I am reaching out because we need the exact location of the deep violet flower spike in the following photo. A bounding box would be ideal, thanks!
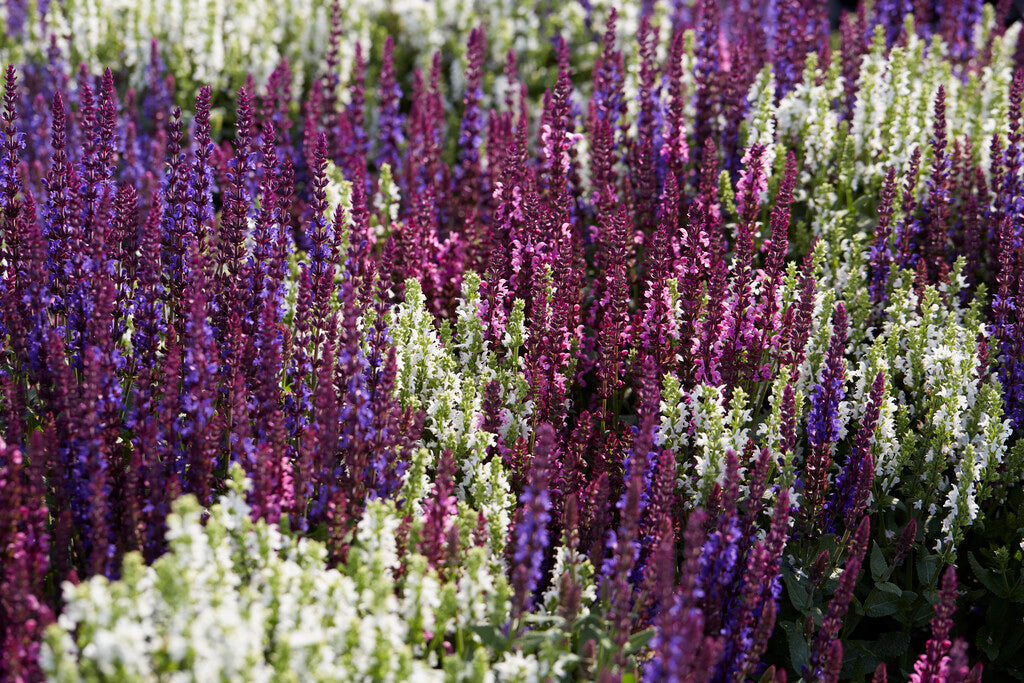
[453,26,488,267]
[693,0,722,150]
[592,9,625,137]
[179,237,219,506]
[160,107,191,331]
[923,86,950,284]
[783,245,819,381]
[335,279,374,499]
[896,147,924,269]
[644,510,717,682]
[804,302,849,527]
[751,152,798,382]
[216,86,255,314]
[307,133,337,337]
[662,27,689,184]
[937,0,983,62]
[376,36,404,175]
[993,213,1024,431]
[510,422,556,617]
[0,65,24,215]
[807,303,849,449]
[869,166,899,302]
[596,203,630,402]
[363,278,412,499]
[829,370,884,531]
[420,450,457,569]
[602,469,645,670]
[540,43,575,221]
[43,90,81,316]
[873,0,913,47]
[186,86,215,248]
[0,435,54,682]
[1002,70,1023,221]
[807,517,870,681]
[630,16,660,235]
[346,41,369,177]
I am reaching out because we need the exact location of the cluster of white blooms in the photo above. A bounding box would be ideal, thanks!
[43,469,434,681]
[776,53,843,186]
[540,544,598,619]
[655,240,1011,560]
[848,11,1020,191]
[492,651,544,683]
[373,164,402,237]
[855,266,1011,557]
[34,0,363,101]
[658,374,691,451]
[42,467,533,682]
[763,7,1020,265]
[389,0,607,96]
[391,277,495,465]
[1,0,645,115]
[390,276,534,558]
[744,66,779,171]
[660,379,752,503]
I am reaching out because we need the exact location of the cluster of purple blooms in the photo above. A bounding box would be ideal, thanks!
[2,0,1024,680]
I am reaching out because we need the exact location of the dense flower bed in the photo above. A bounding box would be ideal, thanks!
[2,0,1024,681]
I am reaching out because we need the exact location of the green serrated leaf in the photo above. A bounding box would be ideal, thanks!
[864,582,902,618]
[517,630,558,651]
[871,541,887,583]
[626,628,656,654]
[470,625,508,651]
[917,553,940,586]
[780,620,810,673]
[868,632,911,660]
[968,552,1007,599]
[977,623,1001,661]
[783,568,811,612]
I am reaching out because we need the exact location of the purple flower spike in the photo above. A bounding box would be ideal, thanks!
[869,167,899,303]
[807,517,870,681]
[510,422,556,618]
[804,302,849,528]
[376,36,404,176]
[0,434,54,682]
[829,371,885,532]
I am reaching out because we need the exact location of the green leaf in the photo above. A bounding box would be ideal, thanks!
[864,582,902,618]
[470,625,508,652]
[780,620,809,673]
[870,541,887,582]
[783,568,811,612]
[851,194,878,218]
[917,553,940,586]
[517,630,559,651]
[977,623,1001,661]
[867,632,911,660]
[968,552,1008,599]
[573,614,611,651]
[626,628,656,654]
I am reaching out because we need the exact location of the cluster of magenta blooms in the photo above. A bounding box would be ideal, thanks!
[1,0,1024,680]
